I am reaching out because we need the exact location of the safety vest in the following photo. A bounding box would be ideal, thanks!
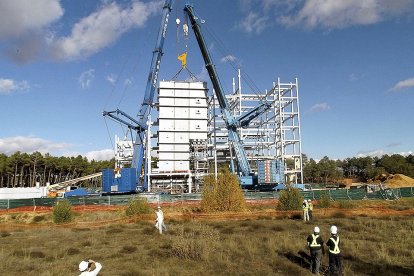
[310,234,321,248]
[309,203,313,211]
[329,236,340,254]
[303,203,309,210]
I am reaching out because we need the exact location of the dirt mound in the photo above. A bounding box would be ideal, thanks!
[385,174,414,188]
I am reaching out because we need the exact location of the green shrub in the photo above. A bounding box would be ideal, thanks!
[318,192,331,208]
[125,197,152,216]
[277,188,303,211]
[201,169,246,212]
[52,200,73,224]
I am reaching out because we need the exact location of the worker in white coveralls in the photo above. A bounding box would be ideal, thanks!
[302,199,310,221]
[79,259,102,276]
[155,206,167,234]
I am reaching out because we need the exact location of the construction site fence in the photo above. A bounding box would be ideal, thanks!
[0,187,413,210]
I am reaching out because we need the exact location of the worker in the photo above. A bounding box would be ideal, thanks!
[79,259,102,276]
[308,199,314,220]
[326,225,343,276]
[302,199,309,221]
[155,206,167,234]
[307,226,325,274]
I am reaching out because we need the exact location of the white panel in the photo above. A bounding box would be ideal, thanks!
[158,161,173,171]
[158,132,174,143]
[175,98,189,106]
[174,132,189,143]
[189,98,208,107]
[189,108,207,118]
[158,144,175,151]
[174,161,190,171]
[159,120,174,131]
[175,120,189,131]
[174,152,190,160]
[159,152,174,160]
[174,144,189,151]
[189,132,208,140]
[159,88,175,97]
[174,89,190,97]
[187,90,207,98]
[159,106,174,118]
[159,98,174,106]
[174,107,189,119]
[189,120,207,131]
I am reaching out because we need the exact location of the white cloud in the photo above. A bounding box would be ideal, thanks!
[390,77,414,91]
[236,12,269,34]
[221,55,237,63]
[357,149,413,157]
[0,0,63,63]
[106,74,117,85]
[84,149,114,161]
[79,69,95,89]
[0,0,63,39]
[0,78,29,95]
[278,0,414,30]
[51,1,160,60]
[308,102,331,113]
[0,136,72,155]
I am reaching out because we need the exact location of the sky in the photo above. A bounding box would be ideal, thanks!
[0,0,413,161]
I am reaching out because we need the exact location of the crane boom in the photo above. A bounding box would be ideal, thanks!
[184,4,252,177]
[103,0,173,191]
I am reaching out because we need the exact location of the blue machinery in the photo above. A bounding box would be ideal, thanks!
[103,1,284,193]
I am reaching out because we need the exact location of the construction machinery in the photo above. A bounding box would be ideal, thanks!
[184,4,282,189]
[102,0,173,193]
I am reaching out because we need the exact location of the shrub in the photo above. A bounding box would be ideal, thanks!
[318,192,331,208]
[277,188,303,211]
[52,200,73,224]
[201,169,246,212]
[125,197,152,216]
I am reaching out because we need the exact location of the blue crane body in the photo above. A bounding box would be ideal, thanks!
[102,0,173,193]
[184,4,277,187]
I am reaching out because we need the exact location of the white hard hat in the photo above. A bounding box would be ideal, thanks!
[158,206,161,209]
[308,199,311,202]
[314,226,320,233]
[79,261,89,272]
[330,225,338,235]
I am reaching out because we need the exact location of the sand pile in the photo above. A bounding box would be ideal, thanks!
[385,174,414,188]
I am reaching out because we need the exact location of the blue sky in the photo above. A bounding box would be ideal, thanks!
[0,0,413,161]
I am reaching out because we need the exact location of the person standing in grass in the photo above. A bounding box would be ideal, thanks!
[302,199,310,221]
[155,206,167,234]
[307,226,325,274]
[326,225,343,276]
[308,199,314,220]
[79,259,102,276]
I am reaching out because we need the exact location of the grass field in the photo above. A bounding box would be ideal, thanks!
[0,199,413,275]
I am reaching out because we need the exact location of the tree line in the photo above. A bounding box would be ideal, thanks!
[1,151,413,188]
[0,152,114,188]
[302,154,414,183]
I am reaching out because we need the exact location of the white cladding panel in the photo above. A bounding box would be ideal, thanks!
[189,108,207,118]
[157,81,208,172]
[158,144,189,152]
[189,132,208,140]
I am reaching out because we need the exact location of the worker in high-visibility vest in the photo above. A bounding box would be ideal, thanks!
[302,200,309,221]
[326,225,343,276]
[307,226,325,274]
[308,199,314,220]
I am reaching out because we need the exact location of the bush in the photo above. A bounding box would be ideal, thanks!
[201,169,246,212]
[277,188,303,211]
[318,192,332,208]
[52,200,73,224]
[125,197,152,216]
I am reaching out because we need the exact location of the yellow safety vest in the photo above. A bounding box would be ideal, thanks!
[310,234,320,248]
[303,203,309,211]
[329,236,340,254]
[309,203,313,211]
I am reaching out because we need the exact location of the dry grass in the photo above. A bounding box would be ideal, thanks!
[0,199,413,275]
